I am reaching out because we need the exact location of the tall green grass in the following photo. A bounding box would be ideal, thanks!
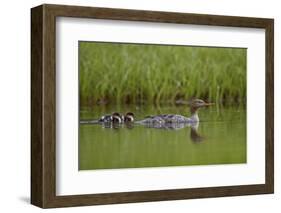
[79,42,246,107]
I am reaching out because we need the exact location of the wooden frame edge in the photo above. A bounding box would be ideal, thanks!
[265,19,274,194]
[31,5,44,208]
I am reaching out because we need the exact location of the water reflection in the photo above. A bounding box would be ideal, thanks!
[190,123,204,143]
[79,106,246,170]
[85,121,204,143]
[141,121,204,143]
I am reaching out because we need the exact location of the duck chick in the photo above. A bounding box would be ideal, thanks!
[98,114,112,123]
[112,112,123,123]
[124,112,135,122]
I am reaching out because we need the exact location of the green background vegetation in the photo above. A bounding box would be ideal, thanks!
[79,42,246,107]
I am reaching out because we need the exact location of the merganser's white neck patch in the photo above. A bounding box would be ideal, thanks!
[189,113,199,122]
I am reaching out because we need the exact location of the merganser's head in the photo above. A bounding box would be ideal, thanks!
[112,112,123,123]
[190,99,214,113]
[124,112,135,122]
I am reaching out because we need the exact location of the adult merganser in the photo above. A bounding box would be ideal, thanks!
[137,99,214,124]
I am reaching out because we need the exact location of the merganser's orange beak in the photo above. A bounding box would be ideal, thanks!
[204,102,215,106]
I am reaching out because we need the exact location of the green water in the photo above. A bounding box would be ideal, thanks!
[79,105,246,170]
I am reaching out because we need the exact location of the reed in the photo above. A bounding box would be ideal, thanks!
[79,42,246,107]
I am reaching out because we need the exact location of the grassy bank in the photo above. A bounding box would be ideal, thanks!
[79,42,246,107]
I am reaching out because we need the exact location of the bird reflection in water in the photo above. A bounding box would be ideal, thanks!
[140,121,204,143]
[100,121,134,130]
[99,120,204,143]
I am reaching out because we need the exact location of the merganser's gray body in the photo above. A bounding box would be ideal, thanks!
[136,113,199,124]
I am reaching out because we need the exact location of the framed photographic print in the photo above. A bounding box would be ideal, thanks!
[31,4,274,208]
